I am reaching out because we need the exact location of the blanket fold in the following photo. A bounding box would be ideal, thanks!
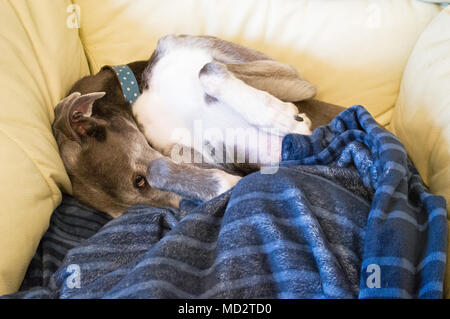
[5,105,446,299]
[282,105,447,298]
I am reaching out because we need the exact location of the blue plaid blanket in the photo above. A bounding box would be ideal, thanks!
[5,105,447,299]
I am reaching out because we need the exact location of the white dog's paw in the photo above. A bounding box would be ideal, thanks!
[290,112,312,135]
[282,102,301,117]
[297,113,312,133]
[261,110,312,136]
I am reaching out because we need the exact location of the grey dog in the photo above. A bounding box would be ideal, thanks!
[52,35,344,217]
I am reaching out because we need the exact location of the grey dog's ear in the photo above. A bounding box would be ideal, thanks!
[54,91,106,144]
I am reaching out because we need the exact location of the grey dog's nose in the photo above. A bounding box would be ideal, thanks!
[146,157,172,190]
[294,115,304,122]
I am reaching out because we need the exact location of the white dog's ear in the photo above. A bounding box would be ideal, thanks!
[54,91,106,144]
[226,60,316,102]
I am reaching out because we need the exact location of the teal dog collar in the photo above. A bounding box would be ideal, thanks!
[107,65,141,105]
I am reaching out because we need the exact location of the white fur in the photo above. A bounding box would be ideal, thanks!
[132,38,311,168]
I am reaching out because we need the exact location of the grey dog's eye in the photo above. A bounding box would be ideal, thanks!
[134,175,146,189]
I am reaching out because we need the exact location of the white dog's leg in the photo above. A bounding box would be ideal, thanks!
[199,62,312,136]
[225,60,317,102]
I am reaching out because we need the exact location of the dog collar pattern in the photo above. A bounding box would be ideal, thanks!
[110,65,141,105]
